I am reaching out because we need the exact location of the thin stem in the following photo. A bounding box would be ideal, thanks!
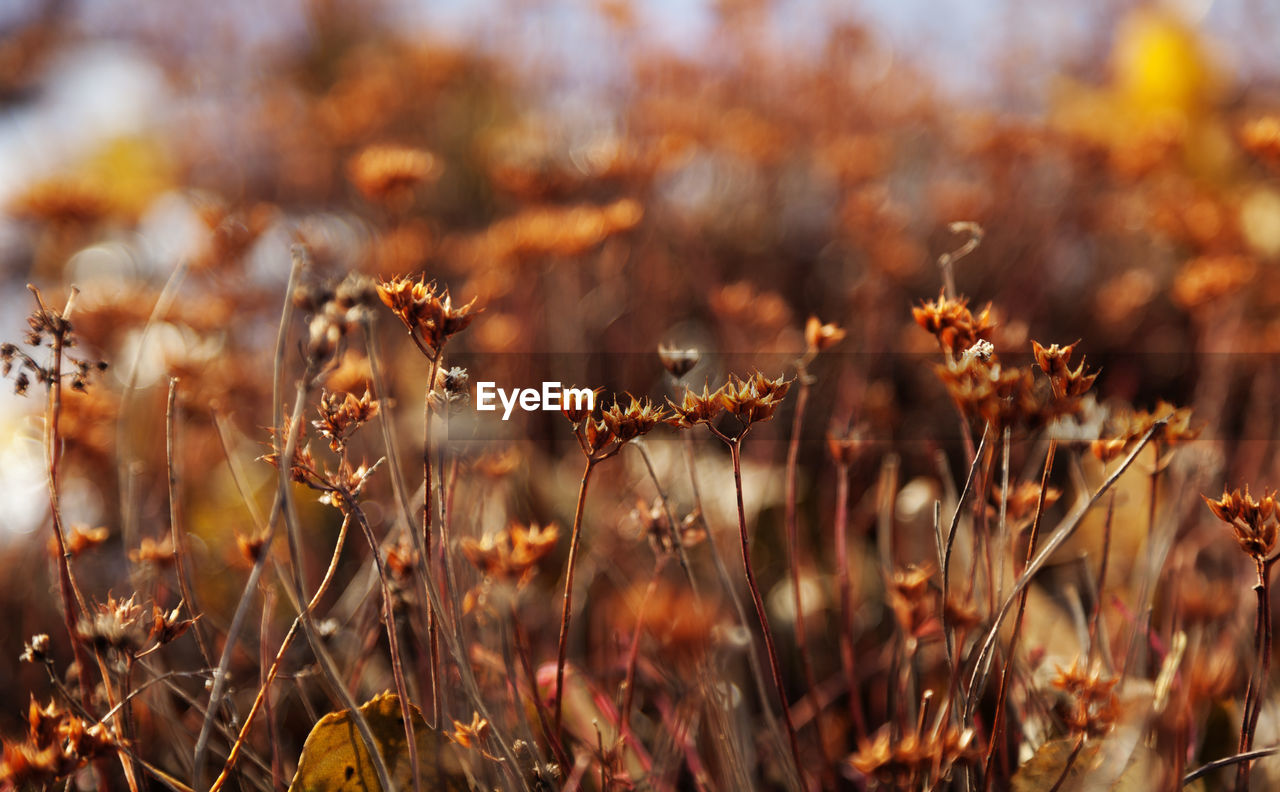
[556,457,597,732]
[964,419,1164,720]
[781,370,830,770]
[622,556,668,733]
[632,438,700,598]
[833,455,866,741]
[984,437,1056,788]
[1238,557,1274,791]
[729,437,805,787]
[423,351,443,725]
[681,432,790,779]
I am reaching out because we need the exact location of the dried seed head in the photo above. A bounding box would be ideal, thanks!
[657,344,700,378]
[313,389,380,452]
[348,144,438,204]
[601,394,668,441]
[632,499,706,555]
[150,604,198,646]
[561,386,603,425]
[666,382,724,429]
[1203,485,1279,560]
[804,315,846,353]
[1031,339,1099,399]
[19,635,50,665]
[376,275,477,354]
[718,371,791,426]
[77,593,147,655]
[52,524,109,559]
[912,290,995,355]
[460,523,560,585]
[1050,658,1120,738]
[827,425,868,466]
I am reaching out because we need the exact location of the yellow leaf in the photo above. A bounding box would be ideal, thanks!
[288,691,470,792]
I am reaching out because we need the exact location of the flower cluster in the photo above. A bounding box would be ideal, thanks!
[376,275,477,355]
[1203,486,1278,560]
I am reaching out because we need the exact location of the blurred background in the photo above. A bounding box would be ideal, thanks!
[2,0,1280,765]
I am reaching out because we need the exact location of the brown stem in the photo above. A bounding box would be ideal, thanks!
[681,431,790,777]
[423,351,442,725]
[35,287,108,790]
[729,437,806,787]
[833,457,866,740]
[622,557,668,732]
[1238,558,1274,791]
[984,437,1057,789]
[782,372,829,769]
[555,457,596,732]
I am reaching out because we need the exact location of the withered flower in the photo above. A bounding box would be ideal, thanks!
[666,382,724,429]
[77,593,147,655]
[601,395,668,442]
[52,524,109,559]
[561,386,603,425]
[1031,340,1098,399]
[150,604,198,646]
[19,635,50,665]
[912,290,995,355]
[827,425,868,466]
[376,275,477,354]
[129,536,175,567]
[460,523,560,584]
[888,563,940,642]
[1050,658,1120,738]
[718,371,791,426]
[657,344,700,378]
[313,389,380,452]
[348,144,438,204]
[632,499,706,555]
[804,316,846,353]
[1204,486,1279,560]
[446,712,501,760]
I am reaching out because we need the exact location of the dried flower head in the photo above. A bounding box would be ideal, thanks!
[657,344,700,378]
[348,144,438,204]
[77,593,147,655]
[377,275,477,354]
[150,604,198,646]
[1031,340,1098,399]
[561,386,603,425]
[460,523,560,585]
[1204,486,1279,560]
[1050,658,1120,738]
[601,394,669,442]
[827,425,868,466]
[19,635,50,665]
[666,382,725,429]
[632,499,706,555]
[804,316,846,353]
[888,563,940,642]
[718,371,791,426]
[51,524,109,559]
[129,536,176,567]
[912,290,995,355]
[313,389,380,451]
